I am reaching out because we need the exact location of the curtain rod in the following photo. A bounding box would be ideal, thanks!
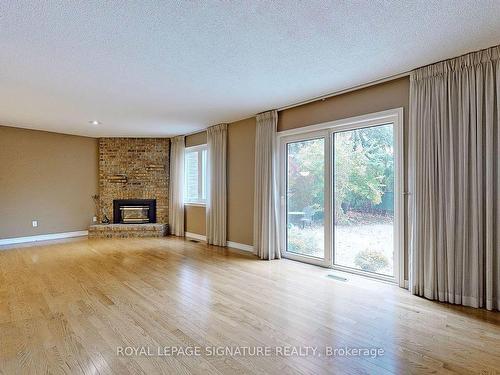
[276,71,410,111]
[184,70,410,137]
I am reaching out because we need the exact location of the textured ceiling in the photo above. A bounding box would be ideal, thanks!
[1,1,500,137]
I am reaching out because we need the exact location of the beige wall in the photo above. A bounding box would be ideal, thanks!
[185,131,207,148]
[278,77,409,131]
[227,117,256,245]
[0,126,98,239]
[185,205,206,235]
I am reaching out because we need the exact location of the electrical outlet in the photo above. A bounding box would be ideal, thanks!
[92,216,97,223]
[32,220,38,227]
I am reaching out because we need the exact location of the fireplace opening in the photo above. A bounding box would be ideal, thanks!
[120,206,150,223]
[113,199,156,224]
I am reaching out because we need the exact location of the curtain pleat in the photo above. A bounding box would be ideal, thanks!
[409,45,499,310]
[169,136,185,236]
[206,124,227,246]
[253,110,281,260]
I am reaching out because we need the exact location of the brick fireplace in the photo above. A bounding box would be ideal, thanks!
[89,138,169,238]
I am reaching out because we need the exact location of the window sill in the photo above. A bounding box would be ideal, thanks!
[184,202,206,207]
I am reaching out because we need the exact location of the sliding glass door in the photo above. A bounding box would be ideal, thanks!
[282,131,331,266]
[280,110,403,284]
[333,124,396,278]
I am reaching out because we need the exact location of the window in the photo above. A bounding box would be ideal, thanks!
[184,145,207,204]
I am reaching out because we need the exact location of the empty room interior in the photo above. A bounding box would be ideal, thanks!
[1,2,499,374]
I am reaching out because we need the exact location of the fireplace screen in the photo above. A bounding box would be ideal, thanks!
[120,206,150,223]
[113,199,156,224]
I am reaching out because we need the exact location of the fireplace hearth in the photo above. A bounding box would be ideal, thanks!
[113,199,156,224]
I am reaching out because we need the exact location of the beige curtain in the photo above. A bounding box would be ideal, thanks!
[169,136,185,236]
[409,45,499,310]
[253,110,281,260]
[206,124,227,246]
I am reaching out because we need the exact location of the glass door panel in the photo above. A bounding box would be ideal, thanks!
[286,138,325,259]
[333,124,395,277]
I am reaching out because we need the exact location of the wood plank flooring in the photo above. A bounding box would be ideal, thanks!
[0,237,499,374]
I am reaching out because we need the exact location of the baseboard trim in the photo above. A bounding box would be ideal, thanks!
[227,241,254,252]
[185,232,207,241]
[0,230,89,246]
[184,233,253,252]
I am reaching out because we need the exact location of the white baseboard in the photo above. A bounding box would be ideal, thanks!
[227,241,254,252]
[185,232,207,241]
[0,230,88,246]
[184,232,253,252]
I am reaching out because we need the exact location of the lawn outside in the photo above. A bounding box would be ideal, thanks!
[287,222,394,276]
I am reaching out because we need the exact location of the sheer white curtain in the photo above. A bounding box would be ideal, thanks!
[253,110,281,260]
[409,45,499,310]
[206,124,227,246]
[169,136,185,236]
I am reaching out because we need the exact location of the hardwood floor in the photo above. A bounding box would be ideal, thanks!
[0,237,499,374]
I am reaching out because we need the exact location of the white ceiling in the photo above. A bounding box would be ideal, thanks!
[1,1,499,137]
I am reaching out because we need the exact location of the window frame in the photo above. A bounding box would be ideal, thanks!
[184,144,208,206]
